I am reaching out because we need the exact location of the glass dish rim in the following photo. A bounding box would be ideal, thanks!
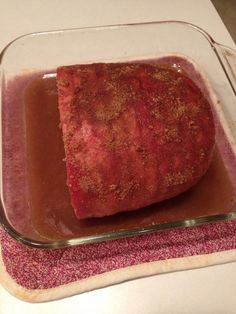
[0,20,236,249]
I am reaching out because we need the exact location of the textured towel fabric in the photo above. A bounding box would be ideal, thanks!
[0,219,236,302]
[1,55,235,302]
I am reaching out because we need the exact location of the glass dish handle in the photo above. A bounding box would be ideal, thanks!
[214,43,236,95]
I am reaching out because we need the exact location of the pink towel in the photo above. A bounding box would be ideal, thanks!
[0,219,236,302]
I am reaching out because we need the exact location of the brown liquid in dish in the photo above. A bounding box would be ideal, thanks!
[24,75,236,241]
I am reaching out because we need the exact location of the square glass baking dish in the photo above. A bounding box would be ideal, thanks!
[0,21,236,248]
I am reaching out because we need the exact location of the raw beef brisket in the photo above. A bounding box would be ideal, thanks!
[57,62,215,219]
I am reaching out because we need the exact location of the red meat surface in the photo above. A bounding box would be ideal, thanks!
[57,62,215,219]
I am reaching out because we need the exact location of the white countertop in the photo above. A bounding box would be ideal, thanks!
[0,0,236,313]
